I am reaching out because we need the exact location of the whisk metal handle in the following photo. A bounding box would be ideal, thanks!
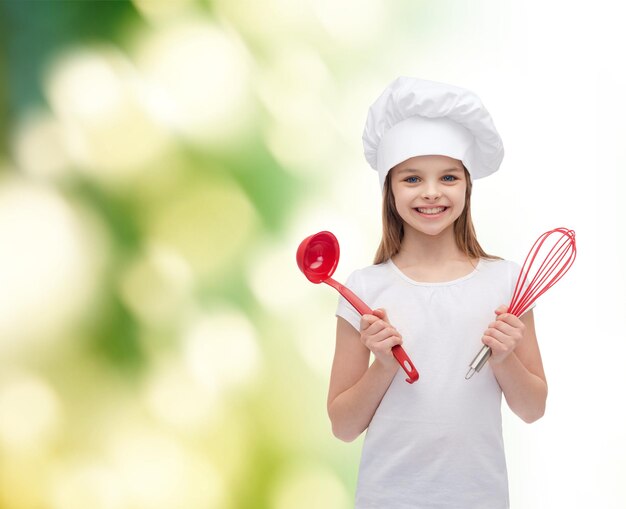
[465,345,491,379]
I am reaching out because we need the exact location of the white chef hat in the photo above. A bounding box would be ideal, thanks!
[362,76,504,189]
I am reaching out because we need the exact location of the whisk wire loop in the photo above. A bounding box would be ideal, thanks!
[508,227,576,317]
[512,234,569,315]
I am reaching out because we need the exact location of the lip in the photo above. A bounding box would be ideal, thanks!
[413,206,449,218]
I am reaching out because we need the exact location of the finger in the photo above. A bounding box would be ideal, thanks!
[488,318,520,340]
[373,308,388,321]
[370,326,401,344]
[482,334,506,354]
[378,336,403,351]
[484,329,517,351]
[360,313,381,331]
[363,310,394,335]
[367,319,392,336]
[481,335,498,349]
[489,320,518,337]
[494,305,509,315]
[495,313,525,331]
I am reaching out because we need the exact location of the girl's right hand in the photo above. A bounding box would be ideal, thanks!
[359,308,403,370]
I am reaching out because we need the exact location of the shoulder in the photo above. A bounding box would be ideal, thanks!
[477,257,523,281]
[478,258,529,296]
[478,257,520,272]
[344,261,393,287]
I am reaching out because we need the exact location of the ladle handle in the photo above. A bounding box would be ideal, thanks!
[326,278,419,384]
[329,281,372,316]
[391,345,419,384]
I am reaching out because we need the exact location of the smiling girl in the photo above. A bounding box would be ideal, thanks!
[327,77,547,508]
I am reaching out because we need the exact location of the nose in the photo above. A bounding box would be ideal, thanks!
[421,181,442,200]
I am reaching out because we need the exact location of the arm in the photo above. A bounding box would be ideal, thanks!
[327,311,401,442]
[482,307,548,423]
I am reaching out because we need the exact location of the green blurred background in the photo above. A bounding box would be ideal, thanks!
[0,1,398,507]
[1,1,625,508]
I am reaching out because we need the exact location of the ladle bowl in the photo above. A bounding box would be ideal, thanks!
[296,231,340,284]
[296,231,419,383]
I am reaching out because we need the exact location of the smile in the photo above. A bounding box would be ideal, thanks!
[414,206,448,217]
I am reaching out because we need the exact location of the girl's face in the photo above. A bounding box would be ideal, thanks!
[390,155,467,237]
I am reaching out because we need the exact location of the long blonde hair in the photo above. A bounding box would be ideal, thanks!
[373,167,502,264]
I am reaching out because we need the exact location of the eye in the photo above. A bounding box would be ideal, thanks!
[442,175,458,182]
[404,176,419,183]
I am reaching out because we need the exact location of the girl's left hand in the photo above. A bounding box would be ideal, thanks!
[481,304,526,364]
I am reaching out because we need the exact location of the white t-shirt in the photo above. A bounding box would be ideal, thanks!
[335,257,534,509]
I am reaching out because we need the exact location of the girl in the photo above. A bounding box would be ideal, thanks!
[327,77,547,508]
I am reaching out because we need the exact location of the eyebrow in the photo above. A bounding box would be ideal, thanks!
[397,167,464,174]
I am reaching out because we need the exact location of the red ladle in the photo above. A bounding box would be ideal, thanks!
[296,231,419,384]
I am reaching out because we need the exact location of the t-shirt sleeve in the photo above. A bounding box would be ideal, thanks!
[334,270,362,332]
[508,260,537,315]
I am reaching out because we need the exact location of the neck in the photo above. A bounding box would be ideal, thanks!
[395,224,465,266]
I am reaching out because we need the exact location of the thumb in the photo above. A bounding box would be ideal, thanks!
[494,304,509,315]
[372,308,388,321]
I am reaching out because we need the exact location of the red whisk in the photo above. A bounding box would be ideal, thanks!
[465,227,577,379]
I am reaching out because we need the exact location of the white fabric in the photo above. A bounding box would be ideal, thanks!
[335,258,535,509]
[376,116,474,189]
[362,77,504,189]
